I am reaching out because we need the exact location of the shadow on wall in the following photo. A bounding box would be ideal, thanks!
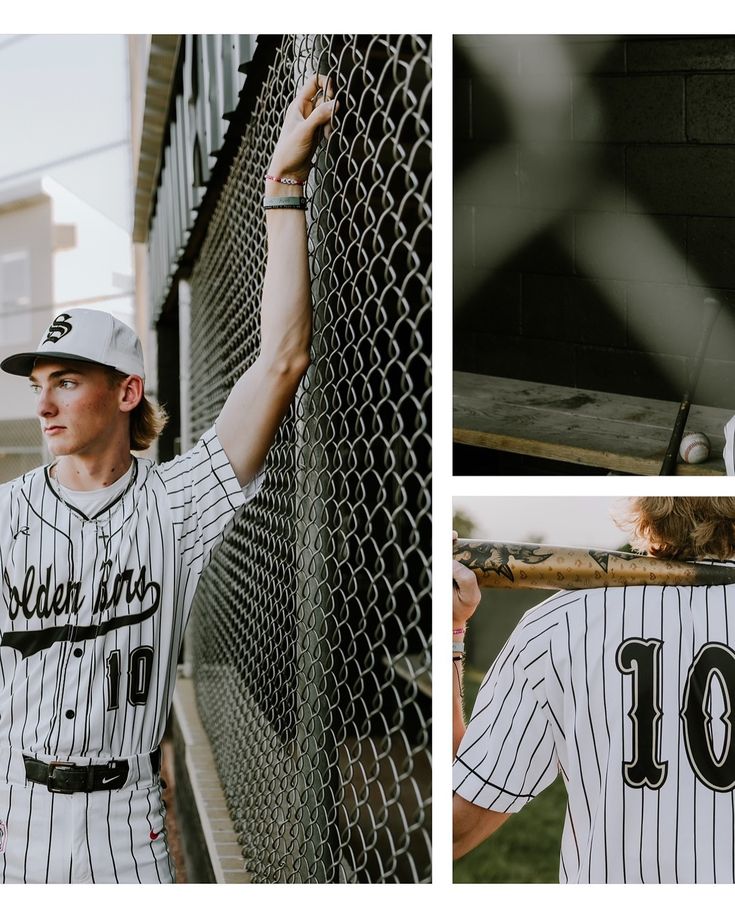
[454,34,735,409]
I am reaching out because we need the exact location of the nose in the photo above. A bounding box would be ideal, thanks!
[36,386,57,418]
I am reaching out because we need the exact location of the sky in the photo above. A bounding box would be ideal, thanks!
[0,34,132,230]
[453,496,631,549]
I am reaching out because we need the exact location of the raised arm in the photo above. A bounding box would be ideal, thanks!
[216,75,336,485]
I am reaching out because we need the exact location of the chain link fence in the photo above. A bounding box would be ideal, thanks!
[185,35,431,883]
[0,418,43,484]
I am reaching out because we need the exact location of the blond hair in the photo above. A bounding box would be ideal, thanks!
[620,497,735,560]
[105,369,169,452]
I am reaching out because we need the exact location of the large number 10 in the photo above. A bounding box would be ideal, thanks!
[105,646,154,710]
[617,638,735,792]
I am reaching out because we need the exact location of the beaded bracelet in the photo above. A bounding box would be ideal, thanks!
[452,628,465,636]
[266,173,306,186]
[263,195,307,211]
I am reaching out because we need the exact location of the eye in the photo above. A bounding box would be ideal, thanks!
[29,384,40,395]
[59,379,76,389]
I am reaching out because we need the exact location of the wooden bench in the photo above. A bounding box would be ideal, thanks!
[453,372,732,475]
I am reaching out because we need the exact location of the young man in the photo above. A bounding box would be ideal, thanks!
[0,77,335,884]
[453,500,735,883]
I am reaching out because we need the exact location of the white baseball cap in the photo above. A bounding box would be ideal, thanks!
[1,309,145,380]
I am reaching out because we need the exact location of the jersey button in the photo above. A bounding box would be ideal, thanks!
[73,648,83,658]
[65,710,75,719]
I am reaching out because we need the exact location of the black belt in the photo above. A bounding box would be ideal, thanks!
[23,748,160,794]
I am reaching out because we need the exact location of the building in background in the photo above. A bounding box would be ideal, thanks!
[0,34,135,482]
[0,178,134,480]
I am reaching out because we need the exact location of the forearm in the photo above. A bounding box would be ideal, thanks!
[259,182,312,373]
[453,649,467,758]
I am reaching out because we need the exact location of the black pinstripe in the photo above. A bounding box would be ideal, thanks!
[453,576,735,883]
[0,426,259,883]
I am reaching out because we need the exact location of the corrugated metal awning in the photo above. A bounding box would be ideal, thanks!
[133,34,181,244]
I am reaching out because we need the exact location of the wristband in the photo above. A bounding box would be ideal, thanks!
[452,628,465,635]
[265,173,306,186]
[263,195,307,211]
[452,641,465,654]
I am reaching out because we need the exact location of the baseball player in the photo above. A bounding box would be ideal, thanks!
[453,500,735,883]
[724,415,735,474]
[0,76,335,884]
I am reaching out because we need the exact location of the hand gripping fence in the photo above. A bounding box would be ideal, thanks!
[186,36,431,883]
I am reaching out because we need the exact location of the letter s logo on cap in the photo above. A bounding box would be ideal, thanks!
[43,313,73,344]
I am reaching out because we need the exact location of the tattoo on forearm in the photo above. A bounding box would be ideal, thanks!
[453,657,464,701]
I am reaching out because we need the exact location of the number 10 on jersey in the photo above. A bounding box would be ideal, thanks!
[617,638,735,792]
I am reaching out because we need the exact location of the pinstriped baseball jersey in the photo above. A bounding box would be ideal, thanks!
[0,424,260,764]
[453,582,735,883]
[724,415,735,474]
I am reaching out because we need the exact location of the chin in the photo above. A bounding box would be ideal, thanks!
[46,437,73,457]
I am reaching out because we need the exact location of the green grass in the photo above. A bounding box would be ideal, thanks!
[454,669,568,883]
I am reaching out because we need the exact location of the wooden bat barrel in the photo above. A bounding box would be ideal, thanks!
[452,540,735,590]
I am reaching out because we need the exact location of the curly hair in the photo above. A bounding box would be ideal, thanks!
[620,497,735,560]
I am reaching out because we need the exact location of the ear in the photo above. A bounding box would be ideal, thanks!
[118,375,144,414]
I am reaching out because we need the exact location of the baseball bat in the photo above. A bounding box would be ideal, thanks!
[659,296,722,476]
[453,539,735,590]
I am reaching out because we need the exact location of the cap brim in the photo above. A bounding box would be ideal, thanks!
[0,352,117,377]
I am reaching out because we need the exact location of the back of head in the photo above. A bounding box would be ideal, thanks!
[622,497,735,561]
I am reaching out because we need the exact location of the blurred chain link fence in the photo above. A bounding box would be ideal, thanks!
[0,418,43,483]
[186,35,431,883]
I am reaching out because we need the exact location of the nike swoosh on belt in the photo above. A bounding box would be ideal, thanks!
[1,603,158,659]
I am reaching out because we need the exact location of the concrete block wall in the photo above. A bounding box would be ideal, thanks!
[454,35,735,407]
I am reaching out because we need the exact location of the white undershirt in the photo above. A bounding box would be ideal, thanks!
[51,460,135,518]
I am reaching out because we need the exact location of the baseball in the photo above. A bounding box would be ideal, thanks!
[679,431,711,464]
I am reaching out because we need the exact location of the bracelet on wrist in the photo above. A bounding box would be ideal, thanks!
[452,641,465,654]
[266,173,306,186]
[452,627,466,636]
[263,195,307,211]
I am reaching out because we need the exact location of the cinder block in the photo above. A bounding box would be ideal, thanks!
[473,208,574,276]
[704,295,735,361]
[519,144,625,211]
[520,274,567,341]
[626,283,708,356]
[454,35,521,76]
[627,37,735,73]
[688,218,735,287]
[455,145,519,207]
[695,357,735,409]
[521,273,626,346]
[687,75,735,143]
[575,345,687,401]
[468,332,578,386]
[627,147,735,218]
[573,76,685,143]
[455,270,520,333]
[520,36,626,75]
[453,205,475,270]
[564,276,627,346]
[473,74,572,143]
[454,77,472,141]
[575,213,688,283]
